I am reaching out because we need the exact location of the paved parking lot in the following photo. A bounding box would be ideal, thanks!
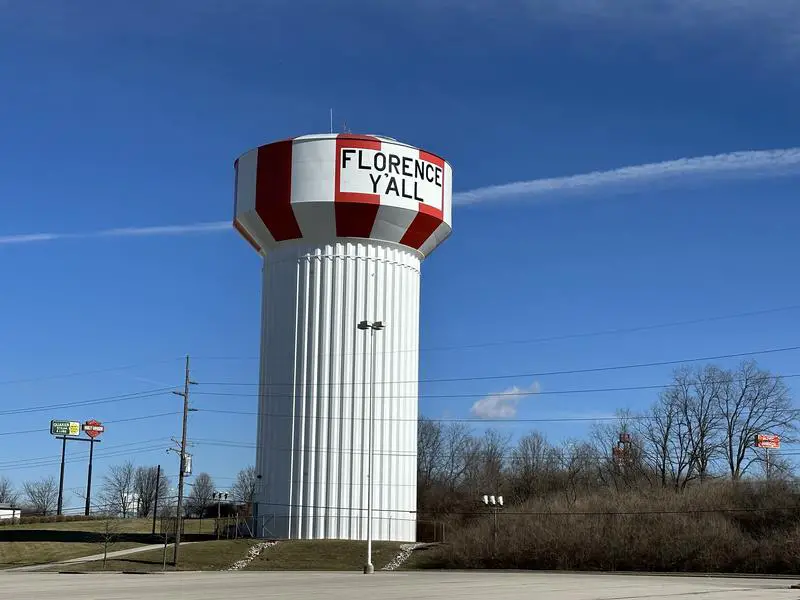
[2,571,798,600]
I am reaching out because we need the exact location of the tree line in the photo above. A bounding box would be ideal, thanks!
[0,464,259,518]
[3,360,794,521]
[413,360,800,573]
[417,360,797,517]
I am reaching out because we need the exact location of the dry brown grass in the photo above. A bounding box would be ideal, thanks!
[417,481,800,574]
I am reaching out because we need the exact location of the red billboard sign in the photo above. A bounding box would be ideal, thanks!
[755,434,780,449]
[83,419,105,440]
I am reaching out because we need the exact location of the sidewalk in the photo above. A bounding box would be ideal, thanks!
[4,542,193,572]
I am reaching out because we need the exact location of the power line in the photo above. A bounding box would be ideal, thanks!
[0,443,169,472]
[192,407,799,428]
[0,410,181,438]
[188,438,800,461]
[3,302,796,393]
[195,407,631,423]
[191,303,800,360]
[254,500,800,517]
[0,358,181,387]
[192,373,800,400]
[0,438,172,469]
[2,347,793,439]
[0,387,174,416]
[197,343,800,388]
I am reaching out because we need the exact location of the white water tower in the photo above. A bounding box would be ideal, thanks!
[233,133,453,541]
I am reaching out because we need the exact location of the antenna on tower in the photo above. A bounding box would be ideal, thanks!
[329,109,333,134]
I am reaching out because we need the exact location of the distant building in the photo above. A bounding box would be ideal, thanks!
[0,503,21,521]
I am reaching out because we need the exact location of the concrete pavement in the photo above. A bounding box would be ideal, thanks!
[1,571,798,600]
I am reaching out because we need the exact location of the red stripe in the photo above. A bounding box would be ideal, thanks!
[419,150,444,168]
[255,141,302,242]
[400,148,446,249]
[335,135,382,237]
[335,203,381,238]
[337,133,382,143]
[234,219,262,252]
[419,149,445,216]
[400,203,443,249]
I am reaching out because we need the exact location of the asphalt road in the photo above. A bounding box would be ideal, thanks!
[2,571,798,600]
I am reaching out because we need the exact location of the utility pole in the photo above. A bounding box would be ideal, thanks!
[172,355,196,566]
[152,464,161,535]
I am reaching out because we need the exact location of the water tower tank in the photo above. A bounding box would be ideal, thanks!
[233,133,452,541]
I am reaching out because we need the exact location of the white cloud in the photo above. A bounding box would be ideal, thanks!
[454,148,800,206]
[470,381,541,419]
[0,221,229,246]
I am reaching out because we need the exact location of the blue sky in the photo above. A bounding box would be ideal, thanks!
[1,0,800,509]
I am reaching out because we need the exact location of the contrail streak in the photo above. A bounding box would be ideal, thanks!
[3,148,799,245]
[453,148,800,205]
[0,221,229,245]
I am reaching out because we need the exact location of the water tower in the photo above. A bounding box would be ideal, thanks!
[233,133,452,542]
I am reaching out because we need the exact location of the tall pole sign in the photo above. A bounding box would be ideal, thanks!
[82,420,105,516]
[50,420,81,516]
[49,419,103,517]
[755,434,781,479]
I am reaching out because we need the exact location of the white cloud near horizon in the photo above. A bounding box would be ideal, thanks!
[470,381,541,419]
[453,148,800,206]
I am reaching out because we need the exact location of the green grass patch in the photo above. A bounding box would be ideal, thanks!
[0,518,217,569]
[0,541,146,569]
[54,539,409,572]
[54,540,252,572]
[245,540,404,571]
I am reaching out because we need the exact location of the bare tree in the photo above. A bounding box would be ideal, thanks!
[100,461,136,518]
[557,440,598,505]
[638,392,693,489]
[188,472,215,517]
[467,428,510,492]
[439,423,478,492]
[133,466,170,517]
[417,417,444,494]
[23,476,59,515]
[0,476,18,504]
[590,411,650,489]
[100,518,121,569]
[508,431,557,501]
[665,365,725,485]
[231,466,258,505]
[717,360,797,479]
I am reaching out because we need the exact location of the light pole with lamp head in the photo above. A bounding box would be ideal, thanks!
[482,494,504,559]
[358,319,385,575]
[213,491,229,539]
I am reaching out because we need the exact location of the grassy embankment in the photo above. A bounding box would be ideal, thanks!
[0,518,214,569]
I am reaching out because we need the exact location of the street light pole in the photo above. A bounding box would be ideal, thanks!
[482,494,504,559]
[358,319,384,575]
